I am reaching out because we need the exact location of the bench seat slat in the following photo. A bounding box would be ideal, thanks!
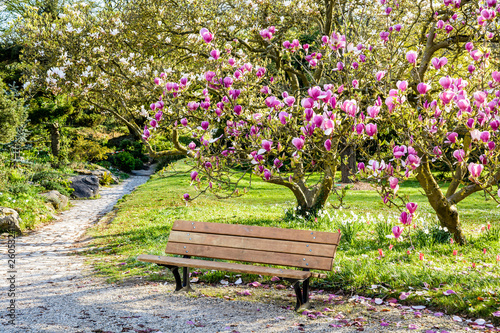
[173,220,340,245]
[168,231,336,257]
[137,255,327,279]
[166,242,333,270]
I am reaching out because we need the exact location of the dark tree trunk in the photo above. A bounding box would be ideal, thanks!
[416,155,466,245]
[49,122,60,157]
[340,144,356,183]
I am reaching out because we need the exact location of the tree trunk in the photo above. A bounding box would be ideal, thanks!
[340,144,356,183]
[49,122,60,157]
[415,155,466,245]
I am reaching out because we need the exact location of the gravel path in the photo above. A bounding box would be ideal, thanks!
[0,169,494,332]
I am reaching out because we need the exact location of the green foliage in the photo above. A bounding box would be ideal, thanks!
[0,79,26,143]
[69,135,112,162]
[99,171,114,186]
[374,220,393,245]
[111,151,136,173]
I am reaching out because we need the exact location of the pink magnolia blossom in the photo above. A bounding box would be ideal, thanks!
[492,71,500,83]
[432,57,448,69]
[446,132,458,143]
[278,111,289,125]
[183,193,190,201]
[406,202,418,214]
[234,105,242,116]
[417,82,431,95]
[376,71,386,81]
[392,226,404,239]
[357,162,365,172]
[355,123,365,135]
[261,140,273,152]
[380,31,390,42]
[313,115,324,128]
[406,51,418,64]
[453,149,465,162]
[274,158,283,170]
[200,28,213,43]
[389,176,399,190]
[365,123,378,137]
[471,129,481,141]
[480,131,490,143]
[393,145,407,159]
[457,98,470,111]
[188,142,196,150]
[292,137,304,150]
[439,76,452,89]
[468,163,483,178]
[190,171,198,181]
[341,100,358,117]
[180,118,188,126]
[367,106,380,118]
[405,154,421,169]
[397,80,408,91]
[490,120,500,131]
[440,91,455,104]
[200,121,209,130]
[324,139,332,151]
[284,96,295,107]
[142,126,150,140]
[210,49,220,60]
[399,211,412,225]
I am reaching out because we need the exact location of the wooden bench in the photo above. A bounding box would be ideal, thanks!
[138,220,341,310]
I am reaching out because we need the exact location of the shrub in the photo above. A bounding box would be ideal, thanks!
[8,182,34,195]
[112,151,136,172]
[99,171,114,186]
[69,136,112,162]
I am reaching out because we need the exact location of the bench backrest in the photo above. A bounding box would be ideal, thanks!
[165,220,341,271]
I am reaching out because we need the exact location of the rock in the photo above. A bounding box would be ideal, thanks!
[74,167,119,185]
[0,207,22,234]
[69,175,100,198]
[40,190,69,210]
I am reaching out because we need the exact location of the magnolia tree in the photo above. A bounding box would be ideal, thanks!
[356,0,500,245]
[145,0,500,245]
[18,0,339,156]
[148,36,374,216]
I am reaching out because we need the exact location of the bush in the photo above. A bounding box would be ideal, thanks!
[112,151,136,172]
[69,136,112,162]
[118,139,147,161]
[7,182,34,195]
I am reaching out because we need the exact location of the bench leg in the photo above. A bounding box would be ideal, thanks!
[158,264,194,292]
[285,278,311,312]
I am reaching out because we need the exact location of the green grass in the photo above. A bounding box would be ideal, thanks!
[87,159,500,322]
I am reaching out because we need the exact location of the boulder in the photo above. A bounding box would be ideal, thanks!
[0,207,22,234]
[40,190,69,210]
[69,175,100,198]
[74,167,119,185]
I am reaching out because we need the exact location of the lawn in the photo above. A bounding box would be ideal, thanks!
[87,158,500,322]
